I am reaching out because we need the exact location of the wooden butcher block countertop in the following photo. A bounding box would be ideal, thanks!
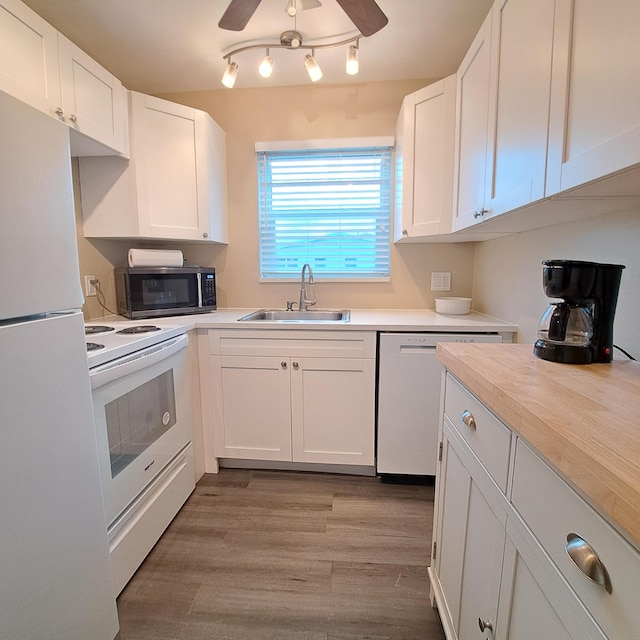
[437,342,640,548]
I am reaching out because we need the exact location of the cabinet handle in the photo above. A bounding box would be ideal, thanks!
[203,232,209,238]
[281,361,287,369]
[292,361,299,370]
[565,533,613,594]
[69,114,77,123]
[473,208,488,219]
[55,107,65,120]
[402,229,408,236]
[461,410,477,431]
[478,618,493,633]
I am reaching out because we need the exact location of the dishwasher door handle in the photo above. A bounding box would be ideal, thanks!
[398,344,437,353]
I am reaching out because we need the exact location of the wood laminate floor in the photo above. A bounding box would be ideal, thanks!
[115,469,445,640]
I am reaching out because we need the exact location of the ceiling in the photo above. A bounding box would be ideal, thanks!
[21,0,493,95]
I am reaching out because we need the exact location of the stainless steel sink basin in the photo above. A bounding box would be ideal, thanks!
[238,309,350,322]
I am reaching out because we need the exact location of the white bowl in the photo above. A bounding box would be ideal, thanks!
[435,297,472,315]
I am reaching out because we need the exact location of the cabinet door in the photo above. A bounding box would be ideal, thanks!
[433,431,505,639]
[496,539,574,640]
[58,34,128,156]
[485,0,555,217]
[452,11,492,231]
[132,92,210,241]
[547,0,640,194]
[394,75,456,241]
[496,521,608,640]
[0,0,61,116]
[217,355,291,461]
[291,357,375,466]
[203,113,229,243]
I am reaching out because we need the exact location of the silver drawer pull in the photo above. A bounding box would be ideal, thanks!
[565,533,612,594]
[461,410,477,431]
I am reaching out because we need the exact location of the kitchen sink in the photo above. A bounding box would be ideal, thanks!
[238,309,350,322]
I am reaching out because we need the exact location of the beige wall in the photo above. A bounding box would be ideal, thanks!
[472,207,640,359]
[74,79,477,319]
[160,80,477,310]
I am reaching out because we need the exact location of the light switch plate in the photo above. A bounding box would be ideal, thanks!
[431,272,451,291]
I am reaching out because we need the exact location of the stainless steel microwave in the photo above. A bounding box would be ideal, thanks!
[115,266,216,319]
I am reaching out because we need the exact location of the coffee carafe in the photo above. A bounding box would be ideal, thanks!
[533,260,625,364]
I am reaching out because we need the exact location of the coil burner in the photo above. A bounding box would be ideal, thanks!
[116,325,162,335]
[85,325,116,335]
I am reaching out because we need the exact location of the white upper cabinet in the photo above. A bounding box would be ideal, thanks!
[484,0,555,217]
[546,0,640,196]
[0,0,61,114]
[452,12,492,231]
[80,92,228,243]
[0,0,128,156]
[58,34,128,157]
[394,75,456,241]
[451,0,639,235]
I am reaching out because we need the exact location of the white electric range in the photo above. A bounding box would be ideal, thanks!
[84,318,195,595]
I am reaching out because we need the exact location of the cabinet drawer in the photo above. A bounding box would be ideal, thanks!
[443,374,511,492]
[511,439,640,640]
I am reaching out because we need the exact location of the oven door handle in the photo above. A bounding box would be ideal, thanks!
[90,333,188,390]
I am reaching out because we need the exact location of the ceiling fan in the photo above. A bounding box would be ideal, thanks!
[218,0,388,37]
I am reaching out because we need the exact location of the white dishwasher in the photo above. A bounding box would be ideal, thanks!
[377,332,502,476]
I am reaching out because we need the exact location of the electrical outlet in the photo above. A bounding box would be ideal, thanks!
[431,272,451,292]
[85,275,97,297]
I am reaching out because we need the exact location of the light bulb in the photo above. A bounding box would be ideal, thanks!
[259,53,274,78]
[346,44,359,75]
[304,54,323,82]
[221,61,238,88]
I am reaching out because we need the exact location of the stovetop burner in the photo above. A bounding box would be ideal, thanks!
[86,342,105,351]
[85,325,115,335]
[116,325,162,335]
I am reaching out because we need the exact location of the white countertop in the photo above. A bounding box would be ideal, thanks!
[99,308,518,335]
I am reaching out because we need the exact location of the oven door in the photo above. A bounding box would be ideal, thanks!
[90,334,192,526]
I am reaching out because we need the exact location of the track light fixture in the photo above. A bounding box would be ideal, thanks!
[221,32,362,87]
[258,48,274,78]
[346,42,359,75]
[304,51,322,82]
[221,60,238,88]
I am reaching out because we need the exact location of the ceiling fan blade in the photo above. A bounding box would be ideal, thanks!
[218,0,263,31]
[335,0,388,37]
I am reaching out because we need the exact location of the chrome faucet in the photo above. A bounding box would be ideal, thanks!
[299,263,316,311]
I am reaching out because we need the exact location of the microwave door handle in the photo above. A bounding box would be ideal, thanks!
[197,273,203,307]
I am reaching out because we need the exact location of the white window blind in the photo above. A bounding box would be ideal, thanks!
[257,145,392,280]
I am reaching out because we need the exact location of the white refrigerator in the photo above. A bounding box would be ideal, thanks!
[0,91,119,638]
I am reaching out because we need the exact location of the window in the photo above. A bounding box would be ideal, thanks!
[257,141,392,280]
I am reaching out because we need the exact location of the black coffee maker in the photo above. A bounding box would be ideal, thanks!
[533,259,625,364]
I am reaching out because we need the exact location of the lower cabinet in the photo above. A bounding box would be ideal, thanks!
[429,373,636,640]
[200,329,376,469]
[496,533,577,640]
[432,422,505,639]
